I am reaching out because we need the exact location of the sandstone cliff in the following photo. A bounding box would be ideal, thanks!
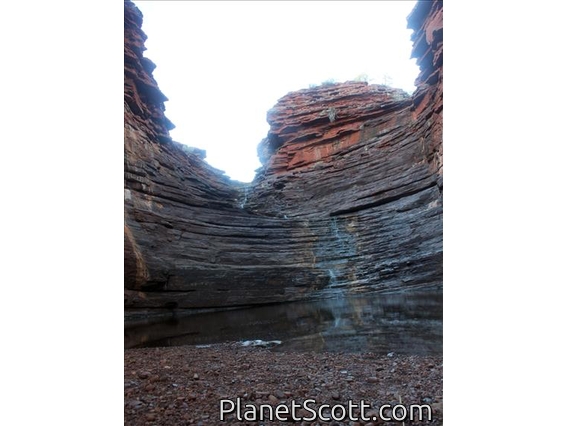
[124,0,443,318]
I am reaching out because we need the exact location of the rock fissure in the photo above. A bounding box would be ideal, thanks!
[331,181,439,217]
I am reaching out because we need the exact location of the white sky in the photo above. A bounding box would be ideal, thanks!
[134,1,419,182]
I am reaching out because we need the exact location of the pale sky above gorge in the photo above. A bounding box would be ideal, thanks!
[134,1,419,182]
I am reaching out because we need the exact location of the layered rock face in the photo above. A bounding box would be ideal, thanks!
[408,0,443,177]
[124,0,443,317]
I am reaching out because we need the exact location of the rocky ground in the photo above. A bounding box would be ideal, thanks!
[125,344,442,425]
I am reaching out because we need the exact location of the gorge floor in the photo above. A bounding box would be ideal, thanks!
[125,344,442,425]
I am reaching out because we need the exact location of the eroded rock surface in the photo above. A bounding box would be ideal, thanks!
[124,0,443,318]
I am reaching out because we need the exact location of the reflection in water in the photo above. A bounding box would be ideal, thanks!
[125,291,442,354]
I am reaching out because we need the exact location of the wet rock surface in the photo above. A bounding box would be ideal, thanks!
[124,345,443,425]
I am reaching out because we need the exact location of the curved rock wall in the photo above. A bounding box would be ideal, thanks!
[124,0,443,316]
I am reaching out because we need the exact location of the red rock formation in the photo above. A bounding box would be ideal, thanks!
[258,82,411,175]
[124,0,443,319]
[409,0,443,177]
[124,0,174,143]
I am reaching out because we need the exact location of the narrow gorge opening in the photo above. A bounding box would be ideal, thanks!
[133,1,419,182]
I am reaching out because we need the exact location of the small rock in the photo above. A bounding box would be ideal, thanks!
[268,394,279,404]
[127,399,144,409]
[193,373,199,380]
[387,352,395,358]
[137,371,150,379]
[331,391,340,400]
[367,376,379,383]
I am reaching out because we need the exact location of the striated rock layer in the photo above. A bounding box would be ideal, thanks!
[124,0,443,318]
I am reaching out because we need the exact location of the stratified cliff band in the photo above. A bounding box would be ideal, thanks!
[124,0,443,317]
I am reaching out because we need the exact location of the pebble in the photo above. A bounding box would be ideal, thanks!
[127,399,144,409]
[137,371,150,379]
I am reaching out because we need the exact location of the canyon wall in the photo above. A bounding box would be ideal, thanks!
[124,0,443,317]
